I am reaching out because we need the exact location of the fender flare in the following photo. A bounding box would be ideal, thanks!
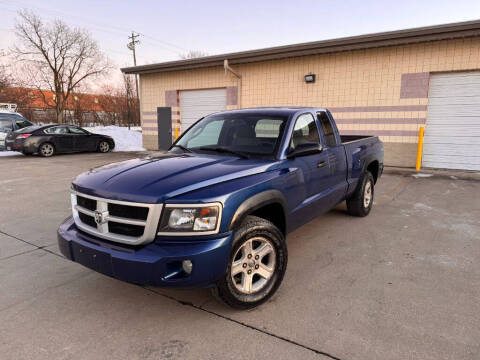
[228,190,287,231]
[361,154,381,182]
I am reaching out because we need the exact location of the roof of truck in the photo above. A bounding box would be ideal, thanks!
[210,107,327,117]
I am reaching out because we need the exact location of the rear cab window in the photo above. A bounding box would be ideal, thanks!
[317,111,337,147]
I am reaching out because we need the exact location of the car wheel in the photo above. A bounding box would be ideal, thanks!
[39,142,55,157]
[211,215,287,309]
[98,141,110,153]
[346,171,374,217]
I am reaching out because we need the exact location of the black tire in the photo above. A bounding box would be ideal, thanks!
[211,215,287,309]
[98,140,111,153]
[38,142,55,157]
[346,171,374,217]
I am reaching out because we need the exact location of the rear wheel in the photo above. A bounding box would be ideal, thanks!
[98,141,111,153]
[39,142,55,157]
[211,216,287,309]
[346,171,374,217]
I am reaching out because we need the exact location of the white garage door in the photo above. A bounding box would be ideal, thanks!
[423,72,480,171]
[180,88,227,133]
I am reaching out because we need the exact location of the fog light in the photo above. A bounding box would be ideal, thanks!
[182,260,193,274]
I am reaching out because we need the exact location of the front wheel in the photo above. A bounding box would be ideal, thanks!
[211,216,287,309]
[98,141,111,153]
[346,171,374,217]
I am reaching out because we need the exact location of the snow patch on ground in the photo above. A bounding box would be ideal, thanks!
[86,126,145,152]
[0,151,23,157]
[412,173,433,178]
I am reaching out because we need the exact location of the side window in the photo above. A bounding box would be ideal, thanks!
[68,126,88,134]
[290,113,320,150]
[45,126,68,134]
[187,120,223,148]
[318,112,337,147]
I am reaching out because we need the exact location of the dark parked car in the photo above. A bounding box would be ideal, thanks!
[0,113,33,150]
[5,124,115,157]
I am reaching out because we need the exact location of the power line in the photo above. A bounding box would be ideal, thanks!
[0,1,189,56]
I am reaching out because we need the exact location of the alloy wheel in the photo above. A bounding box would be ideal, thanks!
[364,180,373,208]
[41,143,54,157]
[99,141,110,152]
[231,237,276,294]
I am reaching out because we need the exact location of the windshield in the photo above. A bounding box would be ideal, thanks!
[175,113,288,157]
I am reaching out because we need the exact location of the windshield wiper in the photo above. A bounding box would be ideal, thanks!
[199,146,249,159]
[172,144,193,153]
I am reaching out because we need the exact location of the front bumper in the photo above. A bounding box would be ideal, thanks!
[58,216,233,288]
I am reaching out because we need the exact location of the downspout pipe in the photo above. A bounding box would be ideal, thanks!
[224,59,242,108]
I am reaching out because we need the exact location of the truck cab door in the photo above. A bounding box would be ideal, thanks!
[316,111,348,207]
[286,113,333,226]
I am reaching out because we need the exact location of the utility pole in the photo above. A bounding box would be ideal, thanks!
[127,31,140,128]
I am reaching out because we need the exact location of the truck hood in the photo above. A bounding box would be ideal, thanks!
[72,153,276,203]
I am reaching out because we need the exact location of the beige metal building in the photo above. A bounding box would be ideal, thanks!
[123,20,480,170]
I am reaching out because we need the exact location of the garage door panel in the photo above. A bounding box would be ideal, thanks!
[430,72,480,84]
[423,72,480,171]
[429,86,480,97]
[423,143,480,156]
[424,127,480,137]
[423,154,480,166]
[427,104,480,117]
[428,96,480,105]
[423,136,480,145]
[423,160,480,171]
[180,89,227,132]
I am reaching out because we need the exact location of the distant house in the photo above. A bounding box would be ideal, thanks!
[0,87,139,126]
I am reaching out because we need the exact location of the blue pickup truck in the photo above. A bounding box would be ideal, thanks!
[58,107,383,309]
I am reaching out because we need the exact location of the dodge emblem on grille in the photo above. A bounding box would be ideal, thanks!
[94,210,108,225]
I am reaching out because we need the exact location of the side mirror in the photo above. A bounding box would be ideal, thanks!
[287,142,323,158]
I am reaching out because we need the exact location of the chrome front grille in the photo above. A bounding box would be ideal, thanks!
[71,191,163,245]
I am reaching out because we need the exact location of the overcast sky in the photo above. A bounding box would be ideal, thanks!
[1,0,479,70]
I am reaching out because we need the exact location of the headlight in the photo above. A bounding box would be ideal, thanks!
[158,204,222,235]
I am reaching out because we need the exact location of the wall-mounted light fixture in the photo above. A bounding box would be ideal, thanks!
[304,74,316,84]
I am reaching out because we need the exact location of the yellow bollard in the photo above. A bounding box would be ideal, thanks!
[415,126,425,171]
[174,126,179,139]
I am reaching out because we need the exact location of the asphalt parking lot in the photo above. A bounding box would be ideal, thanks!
[1,152,479,360]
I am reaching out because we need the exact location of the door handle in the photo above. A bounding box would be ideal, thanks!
[317,161,328,168]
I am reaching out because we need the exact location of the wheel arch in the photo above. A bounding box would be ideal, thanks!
[362,155,381,184]
[228,190,287,235]
[38,140,56,153]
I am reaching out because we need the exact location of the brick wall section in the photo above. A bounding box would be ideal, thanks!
[139,38,480,166]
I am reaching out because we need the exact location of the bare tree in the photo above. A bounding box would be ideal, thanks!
[0,51,9,90]
[0,67,8,91]
[122,74,139,129]
[179,50,209,59]
[12,10,111,123]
